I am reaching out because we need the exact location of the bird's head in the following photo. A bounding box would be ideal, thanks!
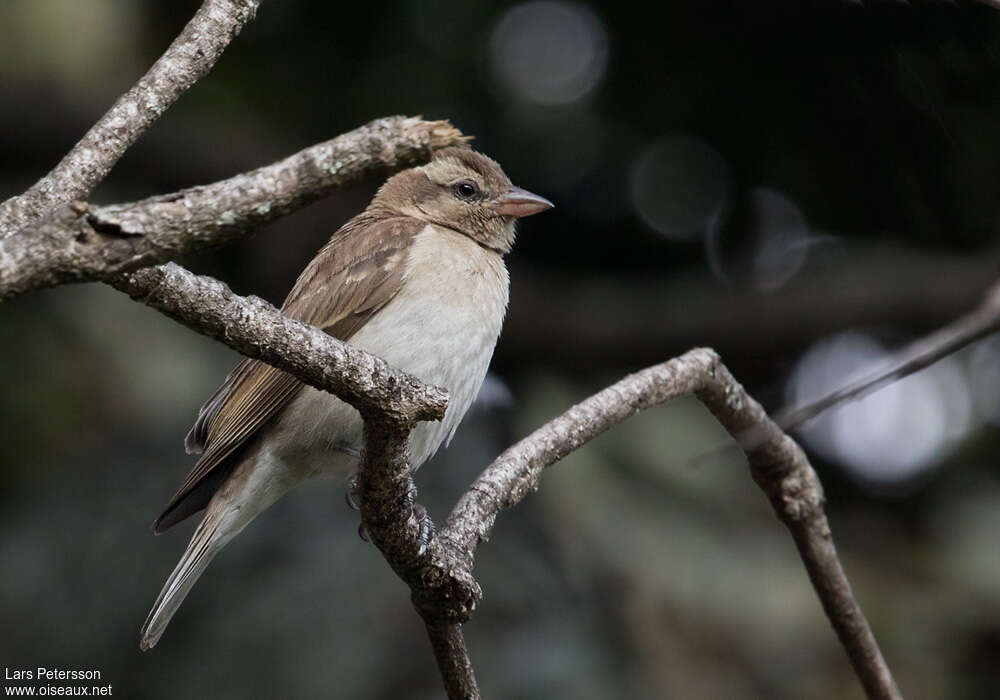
[373,147,553,254]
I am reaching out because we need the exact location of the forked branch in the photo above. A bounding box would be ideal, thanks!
[0,1,909,698]
[0,0,262,235]
[403,349,903,700]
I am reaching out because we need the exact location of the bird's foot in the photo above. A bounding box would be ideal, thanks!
[347,476,432,554]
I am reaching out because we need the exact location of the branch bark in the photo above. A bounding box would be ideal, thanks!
[110,262,447,425]
[0,0,262,235]
[0,116,467,300]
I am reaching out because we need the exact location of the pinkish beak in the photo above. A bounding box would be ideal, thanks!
[491,186,554,218]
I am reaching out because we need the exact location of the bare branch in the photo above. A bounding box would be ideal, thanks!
[110,262,447,425]
[0,117,468,300]
[422,349,901,700]
[352,417,483,698]
[775,277,1000,432]
[0,0,262,235]
[104,267,899,698]
[106,254,477,695]
[420,619,480,700]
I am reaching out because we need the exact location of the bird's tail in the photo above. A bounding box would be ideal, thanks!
[140,504,244,651]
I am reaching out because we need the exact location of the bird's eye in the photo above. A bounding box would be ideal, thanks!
[453,181,478,200]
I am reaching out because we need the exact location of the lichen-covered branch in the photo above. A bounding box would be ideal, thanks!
[0,117,467,300]
[110,262,447,425]
[0,0,262,236]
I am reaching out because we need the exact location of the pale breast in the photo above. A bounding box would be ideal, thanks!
[272,223,509,477]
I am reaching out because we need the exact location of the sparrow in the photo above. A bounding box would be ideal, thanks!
[139,147,552,650]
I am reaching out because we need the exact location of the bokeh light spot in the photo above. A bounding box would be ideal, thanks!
[787,332,972,487]
[629,134,732,242]
[490,1,609,106]
[707,187,810,292]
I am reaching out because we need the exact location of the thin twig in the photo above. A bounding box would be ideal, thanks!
[0,0,262,235]
[774,277,1000,432]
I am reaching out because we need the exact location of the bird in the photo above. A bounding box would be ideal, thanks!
[139,147,553,650]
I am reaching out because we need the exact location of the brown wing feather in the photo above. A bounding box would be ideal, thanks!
[184,358,254,455]
[154,215,421,532]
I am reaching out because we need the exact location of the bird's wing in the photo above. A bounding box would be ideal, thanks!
[154,215,422,532]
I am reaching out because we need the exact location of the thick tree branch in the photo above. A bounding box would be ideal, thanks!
[0,117,468,300]
[0,0,262,235]
[109,260,480,696]
[110,262,447,425]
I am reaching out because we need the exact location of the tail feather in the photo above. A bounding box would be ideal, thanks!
[141,446,303,650]
[140,510,233,651]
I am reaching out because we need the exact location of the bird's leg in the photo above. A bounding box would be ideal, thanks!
[410,502,435,557]
[403,482,435,556]
[349,475,433,552]
[345,473,372,541]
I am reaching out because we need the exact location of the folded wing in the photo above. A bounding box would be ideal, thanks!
[154,215,421,532]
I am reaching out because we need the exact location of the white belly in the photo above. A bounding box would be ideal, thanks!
[267,224,509,480]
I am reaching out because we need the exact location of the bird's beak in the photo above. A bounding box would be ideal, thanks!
[491,186,554,218]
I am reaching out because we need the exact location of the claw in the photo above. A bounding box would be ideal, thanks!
[345,474,360,511]
[357,522,370,542]
[403,482,418,509]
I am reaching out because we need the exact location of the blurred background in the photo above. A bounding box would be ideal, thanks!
[2,1,1000,697]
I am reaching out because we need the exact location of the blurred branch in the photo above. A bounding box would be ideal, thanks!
[775,276,1000,431]
[0,0,262,236]
[0,116,468,300]
[502,246,998,375]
